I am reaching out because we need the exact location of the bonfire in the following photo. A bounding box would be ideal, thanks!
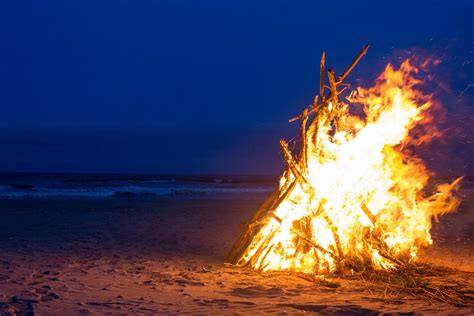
[228,46,466,302]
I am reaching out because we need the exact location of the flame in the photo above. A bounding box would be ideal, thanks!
[238,59,461,274]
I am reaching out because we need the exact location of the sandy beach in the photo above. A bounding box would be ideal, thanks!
[0,192,473,315]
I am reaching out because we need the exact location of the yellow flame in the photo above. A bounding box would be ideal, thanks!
[240,59,461,273]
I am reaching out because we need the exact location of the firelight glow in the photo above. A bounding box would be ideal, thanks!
[235,58,462,274]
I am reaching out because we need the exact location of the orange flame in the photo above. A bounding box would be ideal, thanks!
[240,59,461,273]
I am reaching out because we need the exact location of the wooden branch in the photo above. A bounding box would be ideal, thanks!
[337,86,349,96]
[311,197,343,259]
[292,229,336,259]
[280,139,312,188]
[306,103,321,153]
[238,187,279,229]
[321,211,344,259]
[327,69,338,109]
[257,244,275,272]
[255,179,297,224]
[289,99,327,123]
[291,139,297,154]
[361,202,376,225]
[320,51,325,102]
[337,44,369,84]
[288,45,369,123]
[248,229,279,268]
[226,188,279,263]
[298,108,309,169]
[313,198,327,217]
[227,178,298,264]
[328,68,342,130]
[288,92,333,123]
[312,95,319,108]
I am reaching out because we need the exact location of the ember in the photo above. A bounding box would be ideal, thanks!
[228,46,462,275]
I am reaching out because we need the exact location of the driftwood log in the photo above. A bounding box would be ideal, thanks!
[227,45,370,265]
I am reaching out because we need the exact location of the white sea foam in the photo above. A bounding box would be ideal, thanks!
[0,183,273,198]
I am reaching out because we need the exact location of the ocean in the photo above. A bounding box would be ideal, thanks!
[0,172,470,199]
[0,173,276,199]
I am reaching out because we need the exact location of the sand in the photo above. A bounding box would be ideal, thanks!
[0,194,473,315]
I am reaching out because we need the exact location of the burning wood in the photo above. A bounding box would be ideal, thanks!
[228,46,462,278]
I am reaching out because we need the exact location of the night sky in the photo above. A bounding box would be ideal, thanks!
[0,1,472,175]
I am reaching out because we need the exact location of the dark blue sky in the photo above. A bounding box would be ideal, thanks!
[0,1,472,174]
